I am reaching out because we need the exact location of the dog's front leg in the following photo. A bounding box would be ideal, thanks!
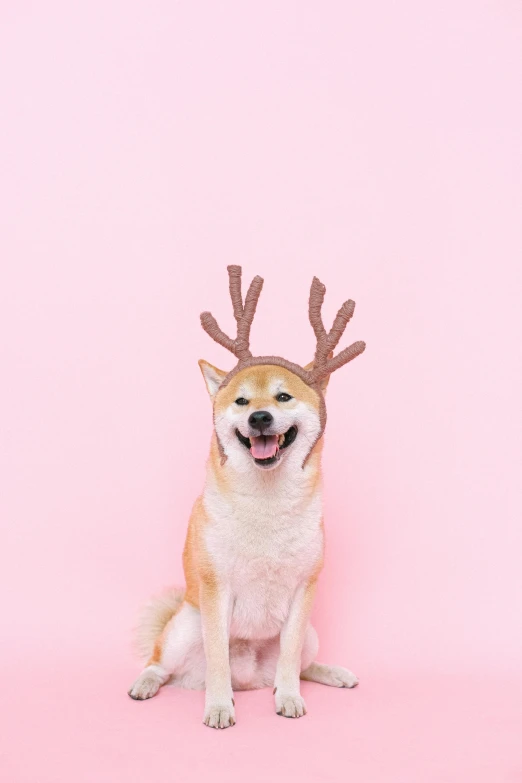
[200,579,235,729]
[274,579,317,718]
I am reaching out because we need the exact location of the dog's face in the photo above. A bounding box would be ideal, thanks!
[199,361,327,471]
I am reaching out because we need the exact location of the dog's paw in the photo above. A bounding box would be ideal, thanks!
[128,671,163,701]
[325,666,359,688]
[275,691,307,718]
[301,661,360,689]
[203,701,236,729]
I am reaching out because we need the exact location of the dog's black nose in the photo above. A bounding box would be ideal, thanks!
[248,410,273,430]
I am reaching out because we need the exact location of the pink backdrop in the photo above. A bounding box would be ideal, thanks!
[1,1,521,781]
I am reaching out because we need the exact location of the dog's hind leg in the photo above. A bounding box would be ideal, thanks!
[128,602,205,699]
[128,664,171,700]
[299,625,359,689]
[300,661,359,688]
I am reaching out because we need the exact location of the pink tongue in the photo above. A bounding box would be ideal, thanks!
[250,434,279,459]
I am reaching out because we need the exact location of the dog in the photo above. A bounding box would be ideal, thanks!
[128,266,366,728]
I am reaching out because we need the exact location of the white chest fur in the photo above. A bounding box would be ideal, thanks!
[202,468,323,641]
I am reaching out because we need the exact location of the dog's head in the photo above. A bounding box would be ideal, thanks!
[198,266,365,469]
[199,360,329,471]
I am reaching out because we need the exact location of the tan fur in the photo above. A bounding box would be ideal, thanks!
[218,364,323,411]
[134,587,185,661]
[182,497,207,609]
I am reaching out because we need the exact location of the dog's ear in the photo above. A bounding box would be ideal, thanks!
[304,353,333,393]
[198,360,228,399]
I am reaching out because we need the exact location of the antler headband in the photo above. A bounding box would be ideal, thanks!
[201,265,366,465]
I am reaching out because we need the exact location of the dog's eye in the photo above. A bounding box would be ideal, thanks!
[235,397,249,406]
[276,393,292,402]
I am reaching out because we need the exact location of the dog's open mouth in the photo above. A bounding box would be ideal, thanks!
[235,426,298,466]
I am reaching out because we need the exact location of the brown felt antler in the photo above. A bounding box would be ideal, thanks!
[307,276,366,383]
[201,266,365,391]
[200,265,264,360]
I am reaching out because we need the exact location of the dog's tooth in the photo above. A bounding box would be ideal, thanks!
[278,434,285,446]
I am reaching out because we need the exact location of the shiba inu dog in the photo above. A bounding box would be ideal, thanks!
[128,266,366,728]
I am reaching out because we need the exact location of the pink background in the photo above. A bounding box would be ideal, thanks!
[1,1,521,781]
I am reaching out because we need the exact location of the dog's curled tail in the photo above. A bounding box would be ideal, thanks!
[133,587,185,660]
